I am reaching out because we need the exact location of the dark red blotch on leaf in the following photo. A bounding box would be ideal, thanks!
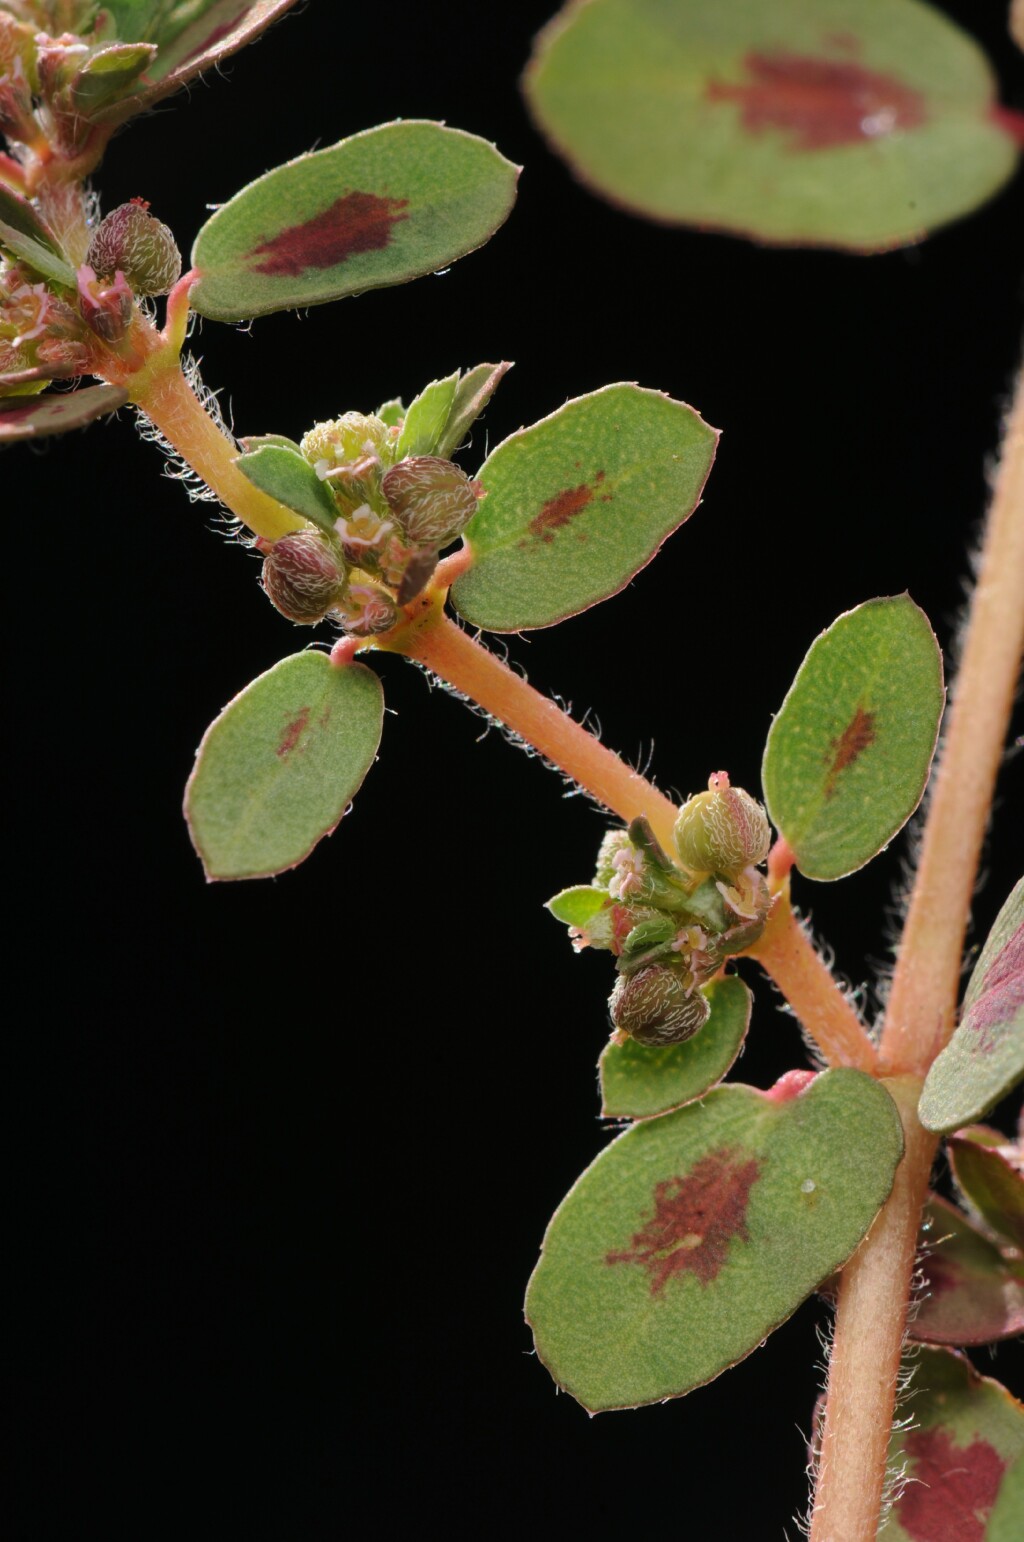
[527,471,607,543]
[897,1427,1005,1542]
[606,1147,761,1293]
[705,51,927,152]
[250,192,410,277]
[824,704,876,796]
[277,706,311,758]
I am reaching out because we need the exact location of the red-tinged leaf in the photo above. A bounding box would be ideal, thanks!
[910,1197,1024,1347]
[0,184,75,287]
[948,1132,1024,1251]
[920,878,1024,1132]
[190,122,518,322]
[525,0,1021,252]
[526,1069,902,1411]
[878,1348,1024,1541]
[0,383,128,441]
[95,2,300,125]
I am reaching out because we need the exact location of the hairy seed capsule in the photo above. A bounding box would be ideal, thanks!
[673,772,771,878]
[300,413,389,471]
[381,455,480,547]
[261,532,346,624]
[609,966,711,1047]
[86,200,182,297]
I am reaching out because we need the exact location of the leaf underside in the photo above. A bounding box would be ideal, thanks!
[0,383,129,440]
[910,1196,1024,1347]
[524,0,1020,252]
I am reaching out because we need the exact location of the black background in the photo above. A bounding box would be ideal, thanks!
[10,2,1024,1537]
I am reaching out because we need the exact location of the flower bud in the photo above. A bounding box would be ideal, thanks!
[381,456,481,547]
[673,772,770,878]
[76,263,132,343]
[337,582,398,637]
[261,531,346,624]
[86,200,182,297]
[300,413,389,472]
[610,966,711,1048]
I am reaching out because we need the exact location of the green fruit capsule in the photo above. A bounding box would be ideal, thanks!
[381,456,481,547]
[673,771,771,878]
[609,966,711,1047]
[261,531,346,624]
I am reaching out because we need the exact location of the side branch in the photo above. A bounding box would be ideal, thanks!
[749,889,878,1073]
[389,611,681,848]
[881,363,1024,1073]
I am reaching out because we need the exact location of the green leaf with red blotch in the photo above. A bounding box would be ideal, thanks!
[877,1348,1024,1541]
[599,975,753,1119]
[0,185,76,287]
[436,362,512,459]
[909,1196,1024,1347]
[185,652,384,881]
[988,1453,1024,1542]
[190,122,519,323]
[524,0,1020,253]
[920,879,1024,1133]
[761,596,943,881]
[0,383,128,440]
[235,444,338,535]
[948,1129,1024,1250]
[92,3,300,125]
[525,1068,902,1411]
[450,384,717,632]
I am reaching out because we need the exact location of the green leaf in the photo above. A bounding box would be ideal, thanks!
[524,0,1021,253]
[184,652,384,881]
[988,1453,1024,1542]
[0,383,128,440]
[761,595,943,881]
[909,1196,1024,1347]
[436,361,512,459]
[599,975,753,1119]
[68,42,157,114]
[235,444,338,535]
[450,384,717,632]
[190,122,519,322]
[376,398,405,429]
[948,1131,1024,1250]
[525,1068,902,1411]
[238,433,304,454]
[95,2,300,124]
[920,879,1024,1133]
[546,885,607,927]
[877,1348,1024,1540]
[395,372,459,459]
[0,185,75,287]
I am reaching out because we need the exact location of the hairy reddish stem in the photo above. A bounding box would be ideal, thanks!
[749,888,878,1073]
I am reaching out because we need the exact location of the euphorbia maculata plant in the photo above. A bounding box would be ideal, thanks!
[3,2,1022,1538]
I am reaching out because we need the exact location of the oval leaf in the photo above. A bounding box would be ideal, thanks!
[191,122,519,322]
[185,652,384,881]
[878,1348,1024,1541]
[599,975,753,1119]
[525,1068,902,1411]
[920,879,1024,1134]
[451,384,717,632]
[524,0,1020,253]
[235,444,338,534]
[949,1131,1024,1251]
[761,595,943,880]
[0,383,128,441]
[95,2,300,125]
[911,1196,1024,1347]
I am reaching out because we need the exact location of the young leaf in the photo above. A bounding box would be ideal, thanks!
[68,42,157,115]
[450,384,717,632]
[0,185,76,287]
[761,596,943,880]
[95,2,300,125]
[910,1197,1024,1347]
[190,122,519,322]
[185,653,384,881]
[524,0,1021,253]
[395,372,459,459]
[525,1069,902,1411]
[436,362,512,459]
[376,399,405,429]
[546,885,607,927]
[0,383,128,440]
[948,1131,1024,1250]
[920,879,1024,1133]
[235,445,339,535]
[599,975,752,1119]
[877,1348,1024,1540]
